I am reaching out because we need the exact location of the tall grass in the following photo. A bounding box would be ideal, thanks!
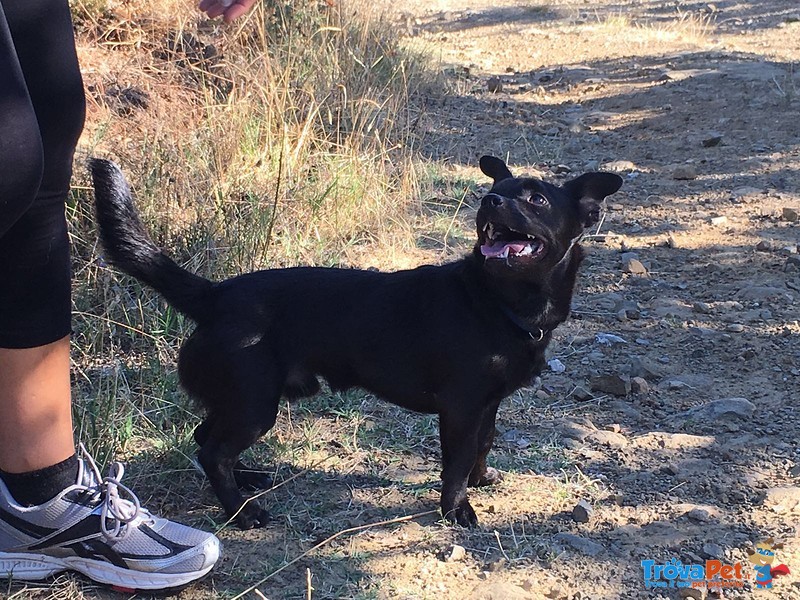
[67,0,440,461]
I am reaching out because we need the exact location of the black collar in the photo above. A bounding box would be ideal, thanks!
[498,303,547,341]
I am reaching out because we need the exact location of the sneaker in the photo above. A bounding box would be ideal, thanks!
[0,446,221,592]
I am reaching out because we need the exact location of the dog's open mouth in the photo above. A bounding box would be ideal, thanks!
[480,223,546,260]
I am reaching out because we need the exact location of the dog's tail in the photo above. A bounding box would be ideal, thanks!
[91,158,213,322]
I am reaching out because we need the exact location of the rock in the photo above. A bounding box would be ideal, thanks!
[692,301,712,314]
[737,285,789,302]
[755,240,772,252]
[627,357,664,381]
[730,186,762,201]
[587,429,629,448]
[571,386,594,401]
[590,374,631,397]
[572,499,594,523]
[555,418,595,442]
[623,257,648,275]
[672,164,698,180]
[601,159,637,173]
[701,134,723,147]
[763,486,800,512]
[701,542,725,560]
[783,207,799,222]
[485,557,506,572]
[685,507,714,522]
[444,544,466,562]
[553,533,604,556]
[487,76,503,93]
[683,398,755,421]
[726,323,745,332]
[679,586,706,599]
[710,216,728,226]
[468,582,529,600]
[631,377,649,394]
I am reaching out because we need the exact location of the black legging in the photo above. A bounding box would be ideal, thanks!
[0,0,85,348]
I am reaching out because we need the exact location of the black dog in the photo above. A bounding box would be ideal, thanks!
[91,156,622,529]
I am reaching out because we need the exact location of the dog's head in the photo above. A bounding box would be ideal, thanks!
[476,156,623,275]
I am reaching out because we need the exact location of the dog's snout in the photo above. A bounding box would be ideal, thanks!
[483,193,504,208]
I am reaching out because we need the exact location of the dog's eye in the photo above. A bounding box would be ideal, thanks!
[527,193,548,206]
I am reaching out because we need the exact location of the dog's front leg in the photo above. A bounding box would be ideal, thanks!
[439,408,482,527]
[468,401,503,488]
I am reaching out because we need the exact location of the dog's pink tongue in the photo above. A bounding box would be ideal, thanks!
[481,241,529,257]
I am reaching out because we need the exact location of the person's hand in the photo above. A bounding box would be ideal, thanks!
[199,0,257,23]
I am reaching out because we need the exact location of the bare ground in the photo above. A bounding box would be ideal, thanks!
[13,1,800,599]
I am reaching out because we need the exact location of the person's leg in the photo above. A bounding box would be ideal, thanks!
[0,0,84,498]
[0,0,220,590]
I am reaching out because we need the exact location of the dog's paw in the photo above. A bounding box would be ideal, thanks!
[235,504,271,529]
[233,466,274,491]
[443,501,478,528]
[470,466,503,488]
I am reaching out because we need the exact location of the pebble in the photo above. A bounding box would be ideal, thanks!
[572,499,594,523]
[679,586,706,599]
[602,159,637,173]
[701,133,723,147]
[623,257,649,275]
[692,301,712,314]
[590,374,631,396]
[683,397,755,421]
[672,164,698,180]
[726,323,745,332]
[587,429,629,448]
[444,544,466,562]
[783,207,799,222]
[553,533,604,556]
[763,486,800,512]
[710,216,728,226]
[631,377,649,394]
[487,76,503,93]
[755,240,772,252]
[571,386,594,401]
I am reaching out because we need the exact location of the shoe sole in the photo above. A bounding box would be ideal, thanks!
[0,546,218,591]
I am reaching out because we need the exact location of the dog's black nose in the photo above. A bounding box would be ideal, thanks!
[483,193,504,208]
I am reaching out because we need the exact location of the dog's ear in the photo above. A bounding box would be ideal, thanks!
[479,155,514,183]
[563,172,623,227]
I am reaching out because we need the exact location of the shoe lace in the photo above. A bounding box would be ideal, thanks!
[78,444,154,542]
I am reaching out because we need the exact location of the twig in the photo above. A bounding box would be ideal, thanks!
[231,510,438,599]
[494,529,510,562]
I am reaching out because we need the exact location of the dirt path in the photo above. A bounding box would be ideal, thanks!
[357,0,800,597]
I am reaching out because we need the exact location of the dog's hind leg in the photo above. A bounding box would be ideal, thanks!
[194,416,274,491]
[195,357,283,529]
[468,402,504,488]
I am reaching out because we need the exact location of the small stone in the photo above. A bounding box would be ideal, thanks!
[444,544,466,562]
[605,423,621,433]
[623,258,648,276]
[672,164,698,180]
[572,499,594,523]
[631,377,649,394]
[730,186,762,201]
[628,357,663,381]
[755,240,772,252]
[553,533,604,556]
[710,215,728,226]
[701,542,725,560]
[683,397,755,421]
[789,465,800,478]
[763,486,800,512]
[485,557,507,572]
[783,207,799,222]
[686,507,712,522]
[571,386,593,401]
[692,301,712,314]
[601,159,637,173]
[587,429,628,448]
[590,374,631,397]
[487,76,503,93]
[701,134,723,148]
[726,323,745,332]
[680,586,706,599]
